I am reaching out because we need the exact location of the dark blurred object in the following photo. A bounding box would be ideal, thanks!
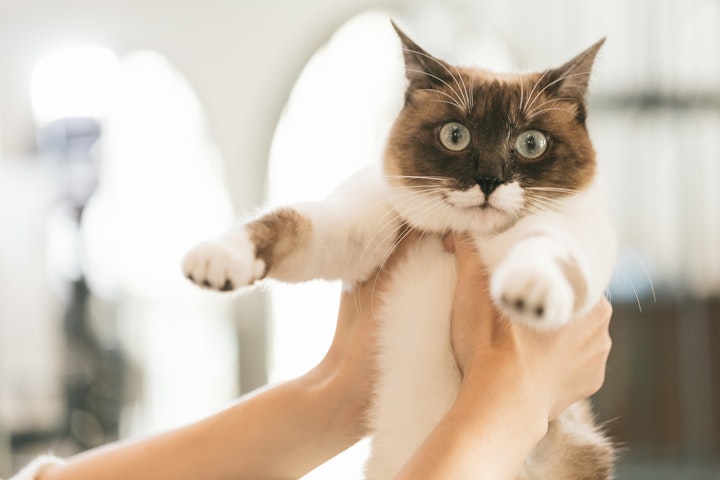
[594,296,720,479]
[11,116,126,466]
[36,117,101,209]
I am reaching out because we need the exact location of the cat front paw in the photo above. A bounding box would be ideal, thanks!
[182,230,265,292]
[491,256,574,329]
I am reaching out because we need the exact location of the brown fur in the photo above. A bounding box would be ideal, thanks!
[520,402,615,480]
[247,207,312,278]
[389,23,614,479]
[386,24,603,216]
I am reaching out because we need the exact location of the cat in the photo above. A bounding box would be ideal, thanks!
[182,21,617,480]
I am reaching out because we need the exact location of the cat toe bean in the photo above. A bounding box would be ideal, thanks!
[491,256,575,329]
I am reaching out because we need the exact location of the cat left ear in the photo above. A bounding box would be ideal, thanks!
[391,20,453,92]
[543,37,606,119]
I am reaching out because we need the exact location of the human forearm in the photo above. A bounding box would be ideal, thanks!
[394,368,547,480]
[38,367,362,480]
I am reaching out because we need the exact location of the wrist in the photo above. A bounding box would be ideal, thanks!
[303,360,370,441]
[461,362,549,441]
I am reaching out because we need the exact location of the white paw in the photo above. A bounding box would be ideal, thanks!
[182,230,265,291]
[491,256,574,329]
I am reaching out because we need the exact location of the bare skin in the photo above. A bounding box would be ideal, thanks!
[35,232,612,480]
[395,233,612,480]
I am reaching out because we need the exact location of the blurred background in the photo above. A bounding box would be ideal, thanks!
[0,0,718,478]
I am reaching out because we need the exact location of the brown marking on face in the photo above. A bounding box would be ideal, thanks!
[386,27,604,224]
[247,207,312,278]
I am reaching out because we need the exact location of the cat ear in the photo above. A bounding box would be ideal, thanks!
[542,37,606,118]
[391,20,453,91]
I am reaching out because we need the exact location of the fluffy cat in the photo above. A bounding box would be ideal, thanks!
[182,22,616,480]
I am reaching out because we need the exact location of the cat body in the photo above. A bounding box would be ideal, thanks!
[183,23,616,479]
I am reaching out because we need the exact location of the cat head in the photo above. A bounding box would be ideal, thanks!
[384,22,605,234]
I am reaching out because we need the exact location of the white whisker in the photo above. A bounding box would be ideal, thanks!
[415,88,464,111]
[525,186,582,195]
[523,69,551,114]
[403,47,470,113]
[525,97,577,118]
[527,107,578,119]
[526,71,592,114]
[405,67,467,113]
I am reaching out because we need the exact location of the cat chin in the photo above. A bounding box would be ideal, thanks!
[400,202,519,235]
[386,183,523,235]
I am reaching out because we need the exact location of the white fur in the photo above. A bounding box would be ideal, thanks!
[182,165,617,478]
[365,237,460,478]
[182,228,265,288]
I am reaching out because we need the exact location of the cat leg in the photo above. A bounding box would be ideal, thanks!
[182,207,312,290]
[489,232,587,329]
[519,401,615,480]
[183,167,402,290]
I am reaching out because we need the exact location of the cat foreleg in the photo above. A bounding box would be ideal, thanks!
[182,207,313,290]
[183,167,401,291]
[490,233,585,329]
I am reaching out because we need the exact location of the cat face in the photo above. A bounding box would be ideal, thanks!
[384,23,604,234]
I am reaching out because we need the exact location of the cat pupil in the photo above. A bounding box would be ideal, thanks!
[526,135,536,151]
[452,127,460,143]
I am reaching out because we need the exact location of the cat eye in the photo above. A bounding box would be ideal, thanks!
[515,130,548,159]
[439,122,471,151]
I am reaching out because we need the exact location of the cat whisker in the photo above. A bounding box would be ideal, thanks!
[525,71,592,114]
[619,239,657,303]
[522,69,551,114]
[525,97,577,118]
[526,107,578,120]
[385,174,454,183]
[518,75,525,119]
[403,47,470,113]
[403,47,468,111]
[415,89,465,112]
[468,74,474,111]
[405,67,467,113]
[525,186,582,195]
[363,197,449,315]
[451,64,471,112]
[611,267,644,313]
[524,195,569,214]
[430,99,468,110]
[356,189,448,280]
[527,194,567,208]
[405,68,465,111]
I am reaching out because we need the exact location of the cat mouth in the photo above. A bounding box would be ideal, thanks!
[446,199,506,216]
[441,183,525,218]
[443,192,503,213]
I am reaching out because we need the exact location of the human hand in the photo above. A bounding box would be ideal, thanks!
[446,233,612,420]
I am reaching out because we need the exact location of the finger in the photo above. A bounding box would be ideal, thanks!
[450,233,501,338]
[452,233,489,290]
[442,232,455,253]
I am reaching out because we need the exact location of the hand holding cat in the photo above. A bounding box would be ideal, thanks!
[446,232,612,421]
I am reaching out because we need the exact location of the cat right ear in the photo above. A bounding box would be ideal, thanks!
[391,20,453,91]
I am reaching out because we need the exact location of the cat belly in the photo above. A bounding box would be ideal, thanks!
[365,236,461,480]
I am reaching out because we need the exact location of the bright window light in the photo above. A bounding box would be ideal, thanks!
[30,46,119,122]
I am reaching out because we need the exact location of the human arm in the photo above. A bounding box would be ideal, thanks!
[394,234,613,480]
[28,238,412,480]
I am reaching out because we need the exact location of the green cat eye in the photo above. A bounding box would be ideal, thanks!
[439,122,471,151]
[515,130,548,159]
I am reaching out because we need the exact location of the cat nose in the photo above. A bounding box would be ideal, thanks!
[475,176,503,196]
